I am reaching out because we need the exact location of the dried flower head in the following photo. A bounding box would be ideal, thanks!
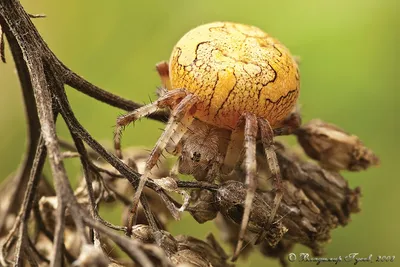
[295,119,380,171]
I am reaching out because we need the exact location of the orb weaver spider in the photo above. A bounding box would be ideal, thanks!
[114,21,301,260]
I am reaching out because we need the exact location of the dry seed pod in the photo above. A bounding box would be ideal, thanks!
[263,180,334,256]
[131,224,159,244]
[38,196,83,258]
[34,233,53,263]
[216,181,288,248]
[275,142,361,225]
[38,196,62,232]
[37,194,123,261]
[131,224,233,267]
[126,225,174,267]
[255,142,361,258]
[34,227,82,261]
[170,250,209,267]
[214,175,356,258]
[295,119,379,171]
[188,189,218,223]
[175,234,233,267]
[131,224,178,256]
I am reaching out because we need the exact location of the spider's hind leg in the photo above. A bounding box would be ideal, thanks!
[258,118,284,228]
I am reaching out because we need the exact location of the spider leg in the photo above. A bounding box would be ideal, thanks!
[156,61,172,91]
[169,158,181,179]
[221,122,245,175]
[128,93,197,230]
[258,118,283,228]
[165,117,190,155]
[114,89,187,158]
[232,113,258,261]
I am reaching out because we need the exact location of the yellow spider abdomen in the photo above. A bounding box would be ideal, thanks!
[169,22,300,129]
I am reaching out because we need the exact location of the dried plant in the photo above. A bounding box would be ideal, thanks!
[0,2,379,267]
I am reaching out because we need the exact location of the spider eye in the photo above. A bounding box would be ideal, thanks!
[227,204,244,224]
[191,152,201,162]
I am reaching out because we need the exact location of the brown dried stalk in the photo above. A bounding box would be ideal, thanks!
[0,1,169,266]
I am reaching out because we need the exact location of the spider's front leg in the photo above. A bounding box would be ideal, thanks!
[230,113,258,261]
[114,89,186,158]
[114,89,198,230]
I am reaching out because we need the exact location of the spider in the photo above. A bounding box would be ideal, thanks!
[114,21,300,260]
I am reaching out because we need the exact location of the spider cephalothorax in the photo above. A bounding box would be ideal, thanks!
[114,21,301,260]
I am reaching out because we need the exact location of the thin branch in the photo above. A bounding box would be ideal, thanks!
[69,132,99,244]
[22,244,39,267]
[58,138,100,160]
[0,25,5,63]
[50,201,66,267]
[27,237,49,265]
[13,137,46,266]
[63,70,169,122]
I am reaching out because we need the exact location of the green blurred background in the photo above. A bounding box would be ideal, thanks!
[0,0,399,266]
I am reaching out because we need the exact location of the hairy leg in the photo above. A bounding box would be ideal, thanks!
[232,113,258,261]
[128,93,197,231]
[114,89,187,158]
[169,158,181,179]
[165,114,193,156]
[221,123,245,175]
[258,118,283,228]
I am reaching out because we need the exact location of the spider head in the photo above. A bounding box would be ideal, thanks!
[176,120,228,181]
